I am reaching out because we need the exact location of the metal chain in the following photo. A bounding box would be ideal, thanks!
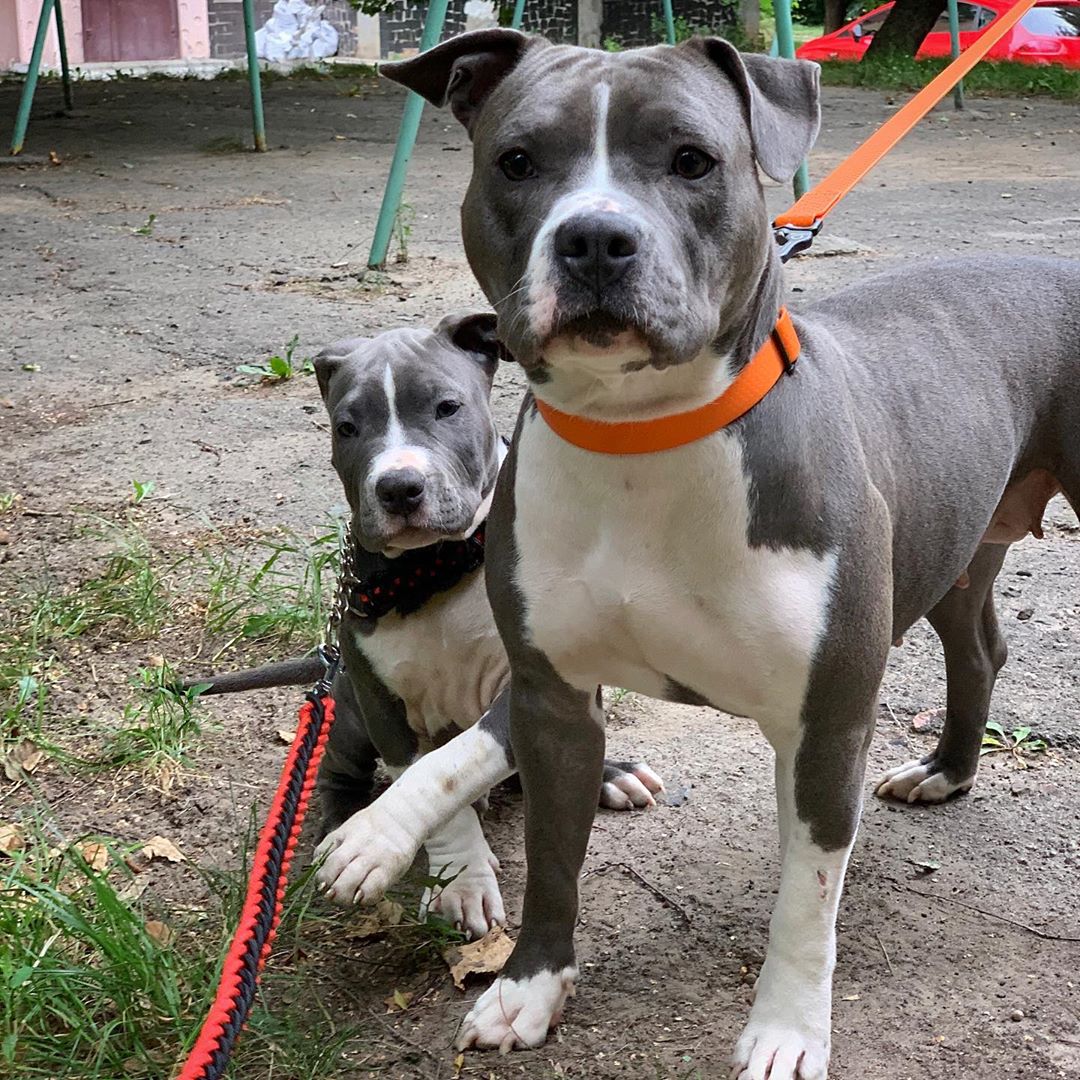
[315,520,354,694]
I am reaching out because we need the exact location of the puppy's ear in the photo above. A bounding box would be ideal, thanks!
[381,29,538,134]
[437,311,504,380]
[312,337,365,402]
[682,39,820,183]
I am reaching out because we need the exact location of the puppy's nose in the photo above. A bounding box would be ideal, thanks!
[375,468,426,515]
[553,212,640,291]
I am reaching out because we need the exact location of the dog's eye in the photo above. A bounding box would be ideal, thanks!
[435,399,462,420]
[499,148,536,181]
[672,146,715,180]
[335,420,358,438]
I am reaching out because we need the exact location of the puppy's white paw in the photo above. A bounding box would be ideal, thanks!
[600,762,665,810]
[457,968,576,1053]
[422,855,505,940]
[314,801,420,905]
[875,758,974,804]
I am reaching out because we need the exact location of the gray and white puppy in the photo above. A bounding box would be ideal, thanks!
[209,313,664,940]
[380,29,1080,1078]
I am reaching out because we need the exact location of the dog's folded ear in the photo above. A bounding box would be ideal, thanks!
[312,337,366,401]
[380,29,539,134]
[437,311,504,379]
[683,39,820,184]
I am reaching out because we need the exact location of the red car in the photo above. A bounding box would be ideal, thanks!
[796,0,1080,67]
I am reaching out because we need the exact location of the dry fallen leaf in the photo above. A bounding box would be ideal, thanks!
[144,920,175,947]
[383,988,413,1013]
[443,926,515,991]
[452,1052,465,1078]
[76,841,110,872]
[276,728,297,744]
[0,823,25,856]
[141,836,186,863]
[346,899,404,940]
[3,739,45,781]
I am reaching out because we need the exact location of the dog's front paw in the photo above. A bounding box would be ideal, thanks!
[457,968,576,1053]
[875,757,974,804]
[731,961,830,1080]
[600,760,665,809]
[315,801,420,905]
[422,856,505,940]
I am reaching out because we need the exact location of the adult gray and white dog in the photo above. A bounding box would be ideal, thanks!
[195,313,663,940]
[379,29,1080,1079]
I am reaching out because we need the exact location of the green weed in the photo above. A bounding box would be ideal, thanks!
[129,478,155,505]
[981,720,1047,765]
[0,493,16,513]
[237,334,314,382]
[392,201,415,265]
[132,213,156,236]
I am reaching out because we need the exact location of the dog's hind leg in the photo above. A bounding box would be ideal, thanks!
[876,542,1009,804]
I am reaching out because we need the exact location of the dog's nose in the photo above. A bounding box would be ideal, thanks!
[375,468,426,515]
[553,212,640,291]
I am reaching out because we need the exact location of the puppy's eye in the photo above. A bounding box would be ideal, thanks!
[672,146,715,180]
[435,399,462,420]
[335,420,358,438]
[499,148,536,181]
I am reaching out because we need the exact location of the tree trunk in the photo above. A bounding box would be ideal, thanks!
[824,0,848,35]
[864,0,946,58]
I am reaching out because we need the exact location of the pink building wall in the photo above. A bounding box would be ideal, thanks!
[0,0,210,69]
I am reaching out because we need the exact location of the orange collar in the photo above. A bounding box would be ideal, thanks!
[533,308,800,455]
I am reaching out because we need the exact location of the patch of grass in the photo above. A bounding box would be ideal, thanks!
[817,57,1080,99]
[981,720,1047,765]
[100,662,209,780]
[237,334,314,382]
[0,819,359,1080]
[202,518,345,657]
[0,493,16,513]
[1,516,173,748]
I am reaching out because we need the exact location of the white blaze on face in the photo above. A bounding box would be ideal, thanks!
[367,362,432,486]
[525,81,639,343]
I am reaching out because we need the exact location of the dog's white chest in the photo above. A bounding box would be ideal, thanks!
[514,415,837,723]
[357,570,508,745]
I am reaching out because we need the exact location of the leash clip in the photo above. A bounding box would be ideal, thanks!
[773,220,822,263]
[314,643,340,696]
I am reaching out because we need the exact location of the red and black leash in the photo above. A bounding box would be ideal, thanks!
[176,680,336,1080]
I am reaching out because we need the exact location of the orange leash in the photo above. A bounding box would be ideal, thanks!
[774,0,1041,246]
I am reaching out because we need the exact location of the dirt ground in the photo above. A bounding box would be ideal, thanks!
[2,69,1080,1080]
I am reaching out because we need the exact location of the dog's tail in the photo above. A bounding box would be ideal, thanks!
[182,656,326,696]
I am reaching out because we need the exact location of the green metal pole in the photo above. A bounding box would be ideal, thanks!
[242,0,267,151]
[510,0,527,29]
[54,0,73,111]
[773,0,809,198]
[10,0,57,154]
[367,0,451,270]
[661,0,677,43]
[946,0,965,109]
